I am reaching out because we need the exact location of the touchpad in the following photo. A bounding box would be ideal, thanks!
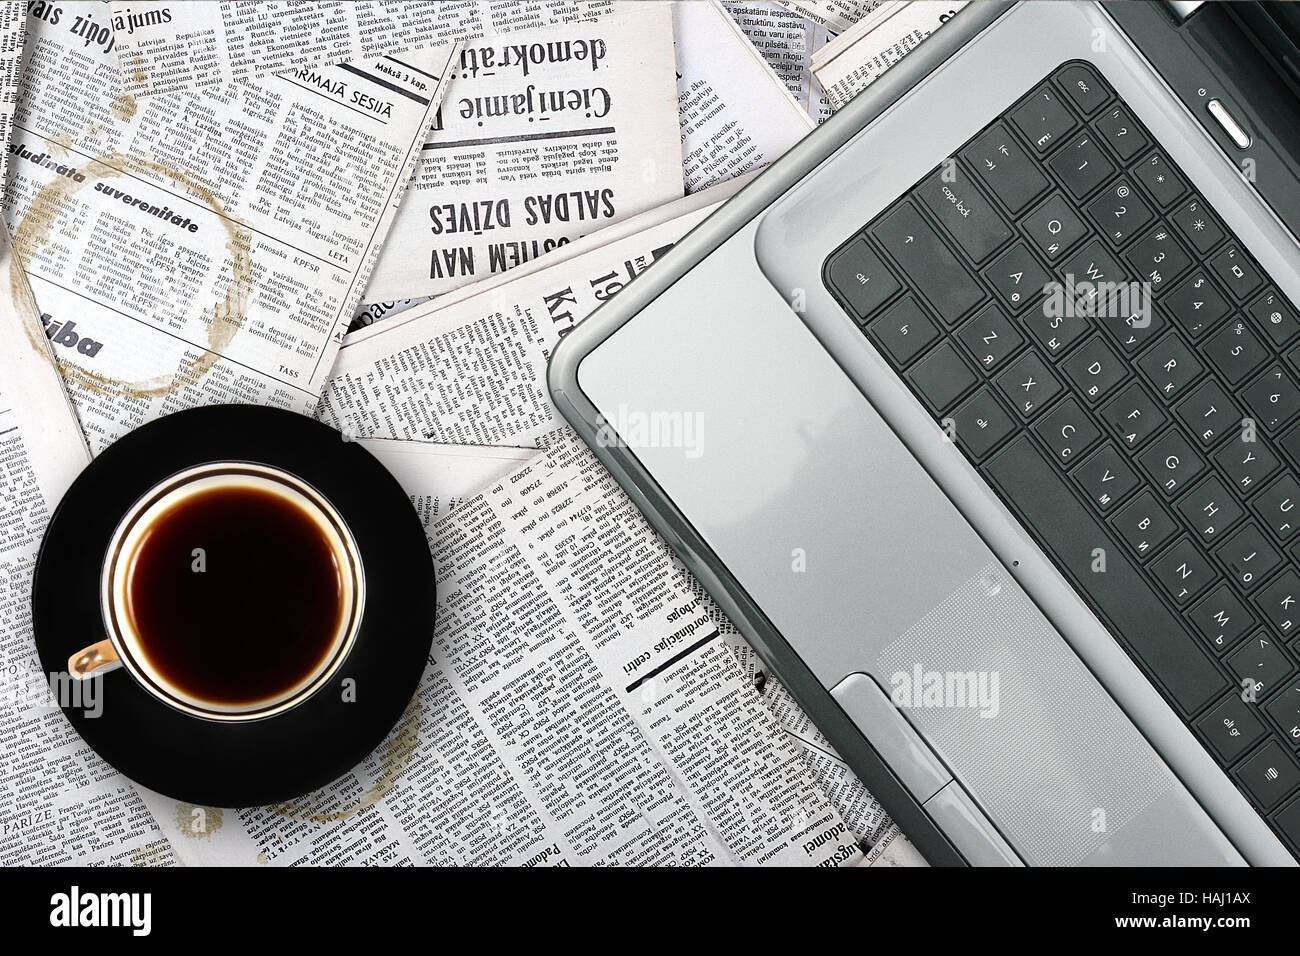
[873,562,1178,866]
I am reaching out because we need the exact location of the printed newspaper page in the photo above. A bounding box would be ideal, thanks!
[0,229,174,866]
[140,434,863,866]
[109,0,615,100]
[317,178,916,863]
[777,0,885,33]
[0,1,26,202]
[362,4,685,301]
[317,180,750,448]
[675,0,813,193]
[811,0,966,110]
[4,1,455,452]
[724,0,835,125]
[356,0,812,316]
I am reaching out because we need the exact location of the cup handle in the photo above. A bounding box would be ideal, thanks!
[68,639,121,679]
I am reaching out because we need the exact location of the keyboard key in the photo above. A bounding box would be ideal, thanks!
[1265,682,1300,748]
[1249,288,1300,349]
[1174,380,1239,447]
[1110,490,1178,559]
[1010,84,1077,153]
[957,302,1024,372]
[867,295,939,368]
[1072,443,1139,512]
[1209,245,1264,300]
[1163,271,1230,339]
[1189,585,1256,654]
[1242,365,1300,433]
[947,388,1016,460]
[1139,428,1204,497]
[1021,192,1088,260]
[1197,694,1268,763]
[874,202,984,323]
[1095,104,1149,162]
[1034,396,1101,465]
[1086,179,1153,246]
[827,238,901,319]
[1274,794,1300,850]
[984,241,1051,311]
[1177,476,1243,543]
[1022,303,1089,357]
[1102,382,1167,449]
[1049,132,1115,199]
[996,351,1062,419]
[906,342,978,414]
[1150,537,1217,606]
[1098,297,1166,354]
[1061,335,1127,404]
[1216,522,1283,591]
[1137,334,1203,401]
[1134,150,1187,208]
[1059,238,1130,288]
[1255,569,1300,636]
[1253,475,1300,541]
[986,437,1226,714]
[1227,632,1293,698]
[917,165,1013,263]
[1279,425,1300,471]
[1170,195,1226,256]
[1201,320,1268,386]
[1233,740,1300,810]
[1124,223,1191,292]
[962,123,1050,216]
[1054,62,1109,116]
[1213,440,1278,494]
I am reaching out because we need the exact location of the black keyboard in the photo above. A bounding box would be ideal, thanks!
[824,60,1300,858]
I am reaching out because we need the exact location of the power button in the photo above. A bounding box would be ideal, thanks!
[1207,98,1252,149]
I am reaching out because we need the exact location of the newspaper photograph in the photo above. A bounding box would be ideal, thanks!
[4,1,455,451]
[811,0,966,110]
[362,3,684,301]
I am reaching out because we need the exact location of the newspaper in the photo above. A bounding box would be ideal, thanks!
[4,1,455,452]
[360,0,813,305]
[777,0,885,33]
[139,433,864,866]
[317,178,919,864]
[361,4,685,302]
[0,228,174,866]
[0,2,25,203]
[318,180,747,448]
[108,0,616,100]
[724,1,836,124]
[811,0,966,110]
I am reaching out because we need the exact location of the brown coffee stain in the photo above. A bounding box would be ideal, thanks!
[45,131,73,158]
[270,698,422,823]
[173,803,224,839]
[10,148,252,399]
[110,92,137,121]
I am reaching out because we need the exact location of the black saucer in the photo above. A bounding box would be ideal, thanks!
[32,404,436,807]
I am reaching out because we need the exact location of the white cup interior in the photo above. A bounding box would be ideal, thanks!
[100,462,364,721]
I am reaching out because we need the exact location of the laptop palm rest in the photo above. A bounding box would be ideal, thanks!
[576,226,1243,865]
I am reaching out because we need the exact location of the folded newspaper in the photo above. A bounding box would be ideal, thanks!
[0,0,937,867]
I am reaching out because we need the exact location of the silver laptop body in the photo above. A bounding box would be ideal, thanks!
[550,1,1300,865]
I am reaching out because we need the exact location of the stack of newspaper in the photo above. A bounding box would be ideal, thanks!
[0,0,958,867]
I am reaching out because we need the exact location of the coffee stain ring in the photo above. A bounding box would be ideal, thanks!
[10,149,252,399]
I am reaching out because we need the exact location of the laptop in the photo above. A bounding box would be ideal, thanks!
[549,0,1300,865]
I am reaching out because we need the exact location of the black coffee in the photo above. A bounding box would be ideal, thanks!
[123,481,345,707]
